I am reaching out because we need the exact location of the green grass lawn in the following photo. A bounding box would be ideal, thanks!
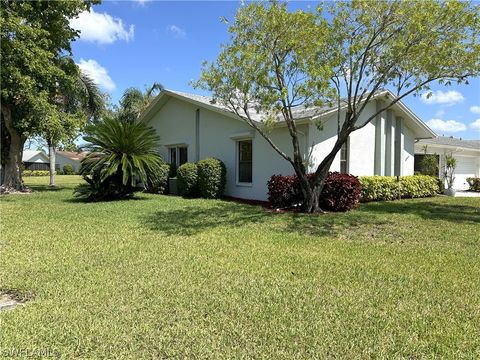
[1,175,479,358]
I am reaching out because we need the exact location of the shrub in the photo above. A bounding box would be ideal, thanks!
[197,158,226,198]
[177,162,198,197]
[319,172,361,212]
[267,174,302,208]
[467,177,480,192]
[74,171,137,201]
[359,175,438,202]
[62,163,75,175]
[22,170,52,177]
[267,172,360,212]
[145,163,170,194]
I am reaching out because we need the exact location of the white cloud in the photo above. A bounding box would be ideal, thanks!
[470,106,480,114]
[421,90,465,106]
[426,118,467,133]
[470,119,480,131]
[77,59,116,91]
[70,9,134,45]
[435,109,445,117]
[167,25,186,38]
[134,0,150,5]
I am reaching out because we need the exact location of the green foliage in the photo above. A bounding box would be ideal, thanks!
[419,154,439,177]
[22,170,53,177]
[145,163,170,194]
[467,177,480,192]
[444,154,457,189]
[176,162,198,197]
[62,163,75,175]
[359,176,438,202]
[74,117,164,201]
[197,158,227,199]
[118,83,163,123]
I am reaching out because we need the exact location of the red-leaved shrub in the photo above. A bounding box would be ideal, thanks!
[318,172,361,211]
[267,172,361,212]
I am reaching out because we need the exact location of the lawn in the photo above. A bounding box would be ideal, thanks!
[1,176,479,358]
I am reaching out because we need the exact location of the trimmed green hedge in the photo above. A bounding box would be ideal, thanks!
[177,162,198,197]
[359,175,438,202]
[197,157,226,199]
[145,163,170,194]
[63,164,75,175]
[22,170,53,177]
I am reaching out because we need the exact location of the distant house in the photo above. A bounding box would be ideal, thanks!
[55,151,87,172]
[22,150,86,173]
[142,89,436,201]
[22,150,49,170]
[415,136,480,190]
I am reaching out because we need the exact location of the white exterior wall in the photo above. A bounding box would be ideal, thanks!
[27,153,49,163]
[56,154,81,172]
[148,97,306,200]
[148,96,424,200]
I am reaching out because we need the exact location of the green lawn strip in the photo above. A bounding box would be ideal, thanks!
[0,176,479,358]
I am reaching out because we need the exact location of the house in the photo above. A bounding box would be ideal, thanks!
[142,89,436,201]
[55,151,86,172]
[22,150,49,170]
[22,150,86,173]
[415,136,480,190]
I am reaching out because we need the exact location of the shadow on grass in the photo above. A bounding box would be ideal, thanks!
[141,201,389,238]
[63,194,150,204]
[26,185,64,192]
[360,200,480,224]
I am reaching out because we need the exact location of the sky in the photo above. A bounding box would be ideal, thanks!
[70,0,480,140]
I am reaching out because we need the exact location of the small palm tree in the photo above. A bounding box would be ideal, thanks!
[118,82,163,123]
[74,117,164,200]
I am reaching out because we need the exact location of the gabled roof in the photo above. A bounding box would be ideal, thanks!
[56,151,87,161]
[419,136,480,151]
[142,89,436,138]
[22,150,49,163]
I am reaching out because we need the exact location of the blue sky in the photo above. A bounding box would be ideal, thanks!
[70,1,480,140]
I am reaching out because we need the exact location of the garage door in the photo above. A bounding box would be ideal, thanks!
[454,156,477,190]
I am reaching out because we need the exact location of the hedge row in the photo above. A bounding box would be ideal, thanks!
[22,170,54,177]
[177,158,226,199]
[267,172,361,212]
[358,175,438,201]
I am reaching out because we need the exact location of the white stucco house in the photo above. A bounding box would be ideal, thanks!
[142,89,436,201]
[415,137,480,190]
[22,150,49,170]
[55,151,86,172]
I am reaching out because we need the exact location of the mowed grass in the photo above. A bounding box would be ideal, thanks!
[0,176,479,358]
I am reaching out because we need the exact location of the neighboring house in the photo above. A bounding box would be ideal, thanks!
[142,89,436,201]
[415,137,480,190]
[22,150,49,170]
[55,151,86,172]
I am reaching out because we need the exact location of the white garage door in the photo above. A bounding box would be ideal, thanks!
[454,156,477,190]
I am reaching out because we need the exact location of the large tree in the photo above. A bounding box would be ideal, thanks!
[0,0,97,191]
[196,0,480,212]
[117,83,163,123]
[42,64,105,187]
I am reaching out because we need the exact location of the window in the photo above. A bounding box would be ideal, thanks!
[169,146,188,167]
[340,137,349,173]
[238,140,252,184]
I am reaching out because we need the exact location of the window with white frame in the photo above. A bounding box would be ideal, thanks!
[169,146,188,167]
[237,140,252,184]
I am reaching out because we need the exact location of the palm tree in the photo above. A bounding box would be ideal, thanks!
[45,66,105,187]
[118,82,163,123]
[74,117,164,201]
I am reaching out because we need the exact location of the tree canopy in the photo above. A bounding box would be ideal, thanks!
[196,0,480,212]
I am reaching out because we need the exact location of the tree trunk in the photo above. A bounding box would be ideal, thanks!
[0,105,25,192]
[48,139,56,187]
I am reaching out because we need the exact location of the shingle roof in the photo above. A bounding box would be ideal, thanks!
[56,151,88,161]
[420,136,480,150]
[168,90,334,122]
